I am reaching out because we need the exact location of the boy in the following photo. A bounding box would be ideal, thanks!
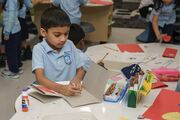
[32,7,89,96]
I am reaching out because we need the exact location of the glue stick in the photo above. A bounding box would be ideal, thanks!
[22,89,30,106]
[22,97,28,112]
[22,89,29,112]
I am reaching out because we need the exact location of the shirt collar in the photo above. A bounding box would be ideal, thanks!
[41,38,54,53]
[40,38,71,56]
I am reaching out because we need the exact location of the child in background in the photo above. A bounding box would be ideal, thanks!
[147,0,179,42]
[32,7,90,96]
[0,0,41,67]
[51,0,88,25]
[68,23,91,71]
[1,0,24,78]
[38,0,88,41]
[68,24,85,50]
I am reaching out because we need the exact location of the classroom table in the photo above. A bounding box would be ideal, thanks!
[33,0,113,43]
[85,43,180,71]
[10,43,180,120]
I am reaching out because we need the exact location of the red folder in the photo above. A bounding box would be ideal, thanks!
[162,48,177,58]
[143,89,180,120]
[117,44,144,53]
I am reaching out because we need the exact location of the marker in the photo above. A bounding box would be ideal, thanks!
[101,52,109,62]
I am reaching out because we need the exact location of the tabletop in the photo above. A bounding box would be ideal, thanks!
[10,43,180,120]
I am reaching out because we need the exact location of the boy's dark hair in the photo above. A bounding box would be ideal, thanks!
[41,7,71,31]
[68,24,85,45]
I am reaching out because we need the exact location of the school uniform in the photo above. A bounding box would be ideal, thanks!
[147,3,176,42]
[52,0,88,24]
[32,39,90,82]
[3,0,22,73]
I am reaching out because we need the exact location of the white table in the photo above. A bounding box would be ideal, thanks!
[10,43,180,120]
[86,43,180,71]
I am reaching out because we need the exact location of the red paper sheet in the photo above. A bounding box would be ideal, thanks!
[90,0,113,5]
[143,89,180,120]
[117,44,144,53]
[162,48,177,58]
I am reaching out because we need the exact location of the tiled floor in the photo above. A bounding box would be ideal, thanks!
[0,27,144,120]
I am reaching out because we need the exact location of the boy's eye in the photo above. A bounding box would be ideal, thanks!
[54,34,61,37]
[53,33,69,37]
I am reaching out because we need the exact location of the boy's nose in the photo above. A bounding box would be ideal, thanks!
[60,35,67,42]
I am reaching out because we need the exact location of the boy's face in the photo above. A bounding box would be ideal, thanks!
[40,26,70,51]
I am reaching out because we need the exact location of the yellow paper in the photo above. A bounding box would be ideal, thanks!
[139,73,154,96]
[162,112,180,120]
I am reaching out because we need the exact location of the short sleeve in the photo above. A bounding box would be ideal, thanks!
[32,45,44,73]
[151,9,160,16]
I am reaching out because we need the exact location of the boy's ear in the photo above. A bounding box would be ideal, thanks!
[40,28,47,37]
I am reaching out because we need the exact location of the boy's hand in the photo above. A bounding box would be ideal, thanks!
[70,78,82,91]
[60,84,81,96]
